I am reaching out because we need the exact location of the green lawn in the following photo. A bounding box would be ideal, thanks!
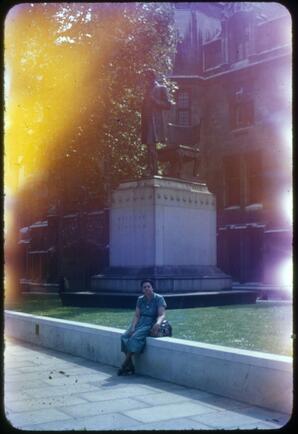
[5,294,293,356]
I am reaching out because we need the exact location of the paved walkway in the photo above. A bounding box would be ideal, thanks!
[4,338,290,430]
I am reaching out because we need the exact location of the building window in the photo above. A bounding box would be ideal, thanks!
[245,151,262,205]
[230,99,254,129]
[229,17,251,63]
[235,26,250,61]
[176,90,191,126]
[223,155,241,207]
[203,39,222,70]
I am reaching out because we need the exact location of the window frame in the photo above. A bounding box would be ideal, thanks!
[176,89,192,127]
[230,98,254,130]
[203,38,223,71]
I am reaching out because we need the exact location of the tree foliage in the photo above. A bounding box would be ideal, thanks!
[60,2,177,209]
[7,3,177,220]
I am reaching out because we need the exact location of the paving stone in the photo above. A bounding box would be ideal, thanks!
[5,391,32,403]
[198,394,251,411]
[6,408,72,429]
[18,419,89,431]
[23,413,144,431]
[191,408,283,429]
[4,360,40,369]
[5,378,49,392]
[236,421,286,429]
[80,384,155,402]
[62,366,113,376]
[17,361,85,373]
[30,360,87,371]
[5,355,38,363]
[75,413,145,430]
[128,382,194,398]
[77,361,116,373]
[137,381,192,393]
[24,382,101,398]
[123,401,216,423]
[127,417,213,430]
[60,397,148,418]
[5,354,39,363]
[134,390,198,406]
[5,395,89,413]
[141,386,216,403]
[240,405,290,425]
[43,372,111,386]
[5,371,48,383]
[18,365,61,373]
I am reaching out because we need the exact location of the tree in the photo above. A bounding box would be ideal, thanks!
[6,3,177,220]
[56,2,178,211]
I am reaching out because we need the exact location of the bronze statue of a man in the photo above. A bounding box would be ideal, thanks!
[141,69,171,175]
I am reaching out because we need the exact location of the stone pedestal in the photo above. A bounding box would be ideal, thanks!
[92,177,231,293]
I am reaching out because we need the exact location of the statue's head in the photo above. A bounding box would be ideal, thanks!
[143,69,157,84]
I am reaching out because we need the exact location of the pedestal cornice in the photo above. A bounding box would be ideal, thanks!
[116,176,209,192]
[112,176,215,210]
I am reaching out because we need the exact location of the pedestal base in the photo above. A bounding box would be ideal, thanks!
[91,265,231,293]
[92,176,232,296]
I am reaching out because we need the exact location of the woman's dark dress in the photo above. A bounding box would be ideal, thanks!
[121,293,167,354]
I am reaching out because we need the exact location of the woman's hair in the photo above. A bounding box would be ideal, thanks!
[140,279,154,289]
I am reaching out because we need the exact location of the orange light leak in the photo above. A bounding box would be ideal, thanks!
[4,3,131,300]
[5,4,116,193]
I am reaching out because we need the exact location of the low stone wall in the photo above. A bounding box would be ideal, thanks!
[5,310,292,414]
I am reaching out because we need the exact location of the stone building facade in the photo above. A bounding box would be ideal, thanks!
[168,2,292,286]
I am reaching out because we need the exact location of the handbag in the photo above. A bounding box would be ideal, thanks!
[151,320,172,337]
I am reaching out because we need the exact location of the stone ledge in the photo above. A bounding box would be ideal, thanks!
[116,176,209,192]
[4,310,292,414]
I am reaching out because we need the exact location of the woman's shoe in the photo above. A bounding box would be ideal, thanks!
[117,367,125,376]
[117,360,135,376]
[127,360,135,374]
[117,361,127,376]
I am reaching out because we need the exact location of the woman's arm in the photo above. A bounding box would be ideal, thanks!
[128,306,141,335]
[150,306,166,336]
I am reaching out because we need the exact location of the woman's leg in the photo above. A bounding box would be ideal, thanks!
[125,352,135,369]
[123,352,132,365]
[119,330,134,374]
[118,325,151,375]
[118,352,135,375]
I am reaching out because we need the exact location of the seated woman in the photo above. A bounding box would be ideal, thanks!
[118,279,167,375]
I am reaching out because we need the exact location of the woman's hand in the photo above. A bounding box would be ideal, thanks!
[150,323,160,337]
[151,306,166,336]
